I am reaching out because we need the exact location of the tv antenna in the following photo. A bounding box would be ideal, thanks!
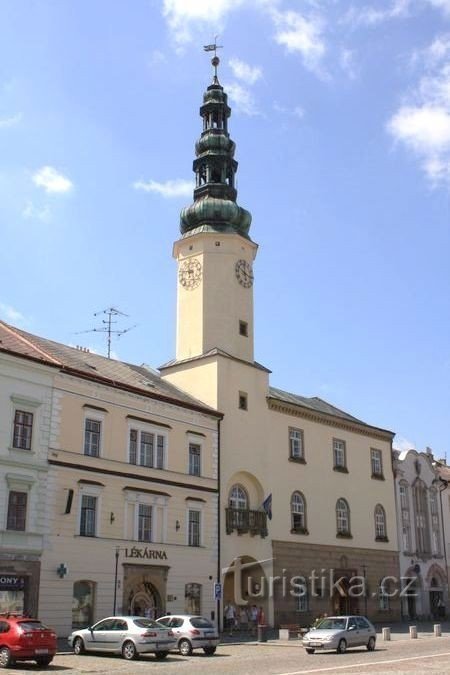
[76,307,136,358]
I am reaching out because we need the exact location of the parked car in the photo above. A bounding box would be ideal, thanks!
[157,615,219,656]
[0,614,57,668]
[68,615,176,660]
[302,615,376,654]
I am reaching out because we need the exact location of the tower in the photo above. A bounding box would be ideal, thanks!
[172,56,258,365]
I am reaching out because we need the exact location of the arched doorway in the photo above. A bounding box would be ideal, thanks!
[128,580,161,619]
[222,556,269,630]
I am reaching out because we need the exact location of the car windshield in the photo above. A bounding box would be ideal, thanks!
[133,619,160,628]
[316,618,347,630]
[18,621,49,631]
[190,617,213,628]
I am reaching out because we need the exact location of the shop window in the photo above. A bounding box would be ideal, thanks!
[185,583,201,615]
[72,581,95,629]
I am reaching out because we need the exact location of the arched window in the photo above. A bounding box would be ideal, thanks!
[291,492,307,533]
[229,485,248,510]
[399,480,411,551]
[429,488,441,554]
[336,498,351,536]
[374,504,387,540]
[185,583,201,615]
[72,580,95,629]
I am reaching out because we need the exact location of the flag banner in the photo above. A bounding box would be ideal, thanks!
[262,493,272,520]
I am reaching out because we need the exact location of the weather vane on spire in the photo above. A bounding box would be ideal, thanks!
[203,36,223,80]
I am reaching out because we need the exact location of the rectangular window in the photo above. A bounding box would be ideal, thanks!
[80,495,97,536]
[84,419,101,457]
[7,491,27,531]
[371,449,383,476]
[189,443,201,476]
[333,439,346,469]
[289,428,304,460]
[129,429,166,469]
[12,411,33,450]
[239,320,248,337]
[238,392,248,410]
[297,591,308,612]
[138,504,152,542]
[188,509,201,547]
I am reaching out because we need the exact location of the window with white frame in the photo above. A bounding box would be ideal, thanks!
[188,509,201,547]
[333,439,347,470]
[291,491,307,533]
[430,488,441,555]
[336,498,351,535]
[189,443,201,476]
[12,411,33,451]
[371,448,383,477]
[138,504,152,542]
[229,484,248,510]
[374,504,387,540]
[84,419,101,457]
[289,428,304,461]
[80,495,97,536]
[128,427,166,469]
[7,491,27,531]
[413,480,431,555]
[399,481,412,551]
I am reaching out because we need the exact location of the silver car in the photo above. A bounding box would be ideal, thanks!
[302,615,376,654]
[68,615,176,660]
[157,615,219,656]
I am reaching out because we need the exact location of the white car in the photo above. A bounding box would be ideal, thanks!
[157,615,219,656]
[68,615,176,660]
[302,615,377,654]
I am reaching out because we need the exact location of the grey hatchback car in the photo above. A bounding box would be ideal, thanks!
[68,616,176,660]
[302,615,376,654]
[157,615,219,656]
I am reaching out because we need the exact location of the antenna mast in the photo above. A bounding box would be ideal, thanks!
[76,307,136,358]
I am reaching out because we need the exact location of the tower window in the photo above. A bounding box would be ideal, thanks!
[239,320,248,337]
[238,392,248,411]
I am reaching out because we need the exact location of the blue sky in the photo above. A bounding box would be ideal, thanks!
[0,0,449,457]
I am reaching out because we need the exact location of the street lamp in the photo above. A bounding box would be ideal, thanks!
[113,546,121,615]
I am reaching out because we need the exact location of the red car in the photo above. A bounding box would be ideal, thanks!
[0,615,57,668]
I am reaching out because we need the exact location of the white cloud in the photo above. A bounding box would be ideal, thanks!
[32,166,73,194]
[0,302,26,324]
[0,112,22,128]
[270,9,326,74]
[133,178,193,198]
[343,0,413,27]
[162,0,244,45]
[428,0,450,15]
[224,81,260,116]
[340,48,359,80]
[393,435,416,452]
[229,58,262,84]
[22,201,52,223]
[273,102,305,119]
[388,105,450,152]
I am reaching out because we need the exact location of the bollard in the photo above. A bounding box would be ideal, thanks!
[257,624,268,642]
[434,623,442,637]
[382,627,391,641]
[410,625,417,639]
[279,629,290,640]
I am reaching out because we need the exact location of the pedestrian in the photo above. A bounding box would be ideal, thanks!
[224,602,236,637]
[250,604,258,636]
[239,606,249,633]
[257,606,266,626]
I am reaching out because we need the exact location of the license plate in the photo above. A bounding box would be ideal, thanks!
[309,642,321,647]
[35,648,49,654]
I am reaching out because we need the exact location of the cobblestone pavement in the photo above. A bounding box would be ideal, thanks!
[4,632,450,675]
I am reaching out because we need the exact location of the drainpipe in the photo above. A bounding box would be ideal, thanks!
[216,417,221,632]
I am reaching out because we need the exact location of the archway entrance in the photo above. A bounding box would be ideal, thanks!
[129,580,161,619]
[331,569,359,616]
[222,556,268,631]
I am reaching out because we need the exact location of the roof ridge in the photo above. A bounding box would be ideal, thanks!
[0,321,61,365]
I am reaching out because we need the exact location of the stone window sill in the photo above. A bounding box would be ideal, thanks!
[375,535,389,542]
[290,527,309,535]
[9,446,35,455]
[336,531,353,539]
[333,465,349,474]
[371,473,385,481]
[289,457,306,464]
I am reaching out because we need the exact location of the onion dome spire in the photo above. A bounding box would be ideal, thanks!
[180,45,252,239]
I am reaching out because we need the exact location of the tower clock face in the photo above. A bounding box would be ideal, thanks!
[235,259,254,288]
[179,258,202,290]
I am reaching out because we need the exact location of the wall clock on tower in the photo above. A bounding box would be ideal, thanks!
[235,259,254,288]
[179,258,202,290]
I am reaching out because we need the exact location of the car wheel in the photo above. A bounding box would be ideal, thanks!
[179,638,193,656]
[305,648,315,654]
[36,656,53,666]
[337,639,347,654]
[73,636,85,655]
[155,651,169,660]
[0,647,13,668]
[367,636,376,651]
[122,640,137,660]
[203,646,216,655]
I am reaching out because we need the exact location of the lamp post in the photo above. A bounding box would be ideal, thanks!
[113,546,120,615]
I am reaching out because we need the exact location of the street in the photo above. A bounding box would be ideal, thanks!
[4,635,450,674]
